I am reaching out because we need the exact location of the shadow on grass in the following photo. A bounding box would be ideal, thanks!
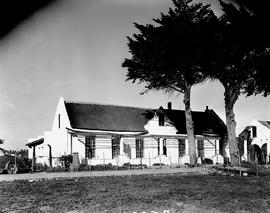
[0,174,270,212]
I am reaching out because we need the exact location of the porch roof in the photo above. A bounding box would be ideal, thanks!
[26,138,44,148]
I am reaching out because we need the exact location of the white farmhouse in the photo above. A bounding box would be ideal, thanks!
[26,97,227,170]
[239,119,270,164]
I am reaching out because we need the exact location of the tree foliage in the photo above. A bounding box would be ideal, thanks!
[205,0,270,164]
[123,0,219,165]
[123,0,217,94]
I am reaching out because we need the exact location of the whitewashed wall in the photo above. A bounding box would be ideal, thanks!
[249,120,270,149]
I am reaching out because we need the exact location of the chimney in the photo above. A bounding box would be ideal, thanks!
[168,102,172,110]
[205,106,209,111]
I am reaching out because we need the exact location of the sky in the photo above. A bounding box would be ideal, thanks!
[0,0,270,150]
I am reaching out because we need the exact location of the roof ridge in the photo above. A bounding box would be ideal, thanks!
[65,101,154,110]
[65,101,211,113]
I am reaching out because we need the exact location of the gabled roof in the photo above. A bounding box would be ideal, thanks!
[258,120,270,130]
[65,102,226,136]
[65,102,153,132]
[166,109,226,136]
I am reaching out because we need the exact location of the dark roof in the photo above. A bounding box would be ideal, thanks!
[259,121,270,129]
[65,102,154,132]
[65,102,226,136]
[166,109,226,136]
[26,138,44,147]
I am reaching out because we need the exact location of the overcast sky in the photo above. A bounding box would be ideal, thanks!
[0,0,269,149]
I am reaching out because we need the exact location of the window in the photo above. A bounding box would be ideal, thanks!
[85,136,95,159]
[112,136,120,158]
[178,139,185,157]
[58,114,61,129]
[159,114,164,126]
[252,126,257,138]
[136,138,144,158]
[163,139,167,156]
[197,140,204,158]
[157,138,160,155]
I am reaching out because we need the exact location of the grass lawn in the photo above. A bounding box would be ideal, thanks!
[1,173,270,212]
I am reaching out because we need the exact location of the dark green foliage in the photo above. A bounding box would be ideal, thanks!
[123,0,220,166]
[59,154,73,171]
[215,0,270,96]
[123,0,218,93]
[204,1,270,164]
[202,158,213,165]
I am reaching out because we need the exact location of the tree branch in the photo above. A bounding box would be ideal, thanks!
[169,85,184,93]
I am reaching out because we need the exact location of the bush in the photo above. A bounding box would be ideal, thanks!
[153,163,165,166]
[59,154,73,171]
[202,158,213,165]
[35,163,48,172]
[240,161,256,168]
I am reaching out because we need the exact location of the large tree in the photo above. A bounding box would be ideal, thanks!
[122,0,218,166]
[208,1,270,165]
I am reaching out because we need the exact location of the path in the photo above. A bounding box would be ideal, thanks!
[0,167,209,182]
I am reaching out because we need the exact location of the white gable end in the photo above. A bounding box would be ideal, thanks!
[144,114,178,135]
[51,97,71,130]
[249,119,270,147]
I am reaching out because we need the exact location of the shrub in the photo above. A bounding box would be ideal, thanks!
[153,163,165,166]
[35,163,48,172]
[202,158,213,165]
[240,161,256,168]
[59,154,73,171]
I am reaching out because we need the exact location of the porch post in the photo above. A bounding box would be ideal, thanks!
[48,144,52,168]
[243,139,248,161]
[70,133,73,155]
[216,140,220,163]
[185,139,189,155]
[32,146,36,172]
[120,137,124,155]
[215,140,219,155]
[160,138,164,155]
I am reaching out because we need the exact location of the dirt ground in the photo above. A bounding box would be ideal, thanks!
[1,168,270,213]
[0,167,208,182]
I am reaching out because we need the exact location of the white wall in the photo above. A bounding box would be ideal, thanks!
[249,120,270,148]
[144,114,178,136]
[44,129,68,158]
[51,96,71,131]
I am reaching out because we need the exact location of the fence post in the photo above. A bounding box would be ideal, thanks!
[255,154,259,177]
[103,152,105,170]
[238,151,241,176]
[148,152,151,168]
[227,158,229,175]
[169,152,172,168]
[89,158,91,171]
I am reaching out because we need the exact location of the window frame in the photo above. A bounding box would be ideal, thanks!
[178,139,185,157]
[112,136,120,158]
[85,136,96,159]
[135,138,144,158]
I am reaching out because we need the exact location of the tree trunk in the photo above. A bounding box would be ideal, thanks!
[184,85,197,166]
[224,88,239,166]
